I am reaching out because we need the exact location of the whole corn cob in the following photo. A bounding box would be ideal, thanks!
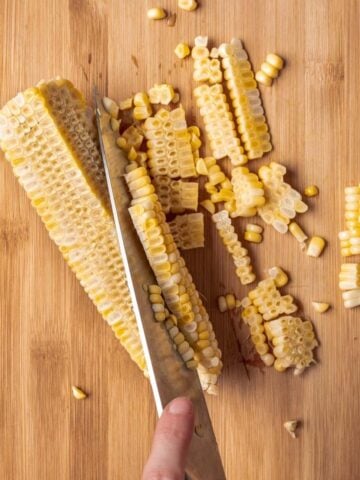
[0,79,146,372]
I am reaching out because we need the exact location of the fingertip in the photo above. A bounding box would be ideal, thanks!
[167,397,194,416]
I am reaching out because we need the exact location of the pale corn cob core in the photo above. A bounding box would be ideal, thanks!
[0,79,146,373]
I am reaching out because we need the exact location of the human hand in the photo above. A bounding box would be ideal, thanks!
[142,397,194,480]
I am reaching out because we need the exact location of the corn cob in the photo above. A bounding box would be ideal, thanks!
[152,176,198,213]
[219,39,272,159]
[0,79,146,372]
[169,213,205,250]
[212,210,256,285]
[125,166,222,393]
[194,83,247,166]
[143,107,197,178]
[258,162,308,233]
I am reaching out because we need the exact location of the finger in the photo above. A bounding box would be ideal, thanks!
[142,397,194,480]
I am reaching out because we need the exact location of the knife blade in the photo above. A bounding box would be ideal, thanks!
[94,88,226,480]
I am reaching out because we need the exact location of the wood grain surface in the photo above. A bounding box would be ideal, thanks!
[1,1,360,479]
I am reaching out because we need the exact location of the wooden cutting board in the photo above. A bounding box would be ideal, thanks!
[1,0,359,478]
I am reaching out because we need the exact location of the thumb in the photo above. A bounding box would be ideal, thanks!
[142,397,194,480]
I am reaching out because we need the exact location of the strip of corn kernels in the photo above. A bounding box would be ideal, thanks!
[231,166,265,217]
[212,210,255,285]
[194,84,247,166]
[0,80,146,372]
[125,166,222,393]
[219,39,272,160]
[338,185,360,257]
[143,107,197,178]
[257,162,308,234]
[152,176,198,213]
[169,213,205,250]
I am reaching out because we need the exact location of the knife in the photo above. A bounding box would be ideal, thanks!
[94,88,226,480]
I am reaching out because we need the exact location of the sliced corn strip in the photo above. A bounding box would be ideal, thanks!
[312,302,330,313]
[0,79,146,373]
[219,39,272,159]
[304,185,319,197]
[255,53,285,87]
[306,236,326,258]
[265,316,318,375]
[258,162,308,234]
[175,43,191,59]
[125,166,222,392]
[194,83,247,166]
[71,386,87,400]
[241,303,274,362]
[148,84,175,105]
[152,176,198,213]
[338,185,360,257]
[212,210,256,285]
[169,213,204,250]
[147,7,167,20]
[339,263,360,309]
[143,107,197,178]
[192,40,223,84]
[231,166,265,217]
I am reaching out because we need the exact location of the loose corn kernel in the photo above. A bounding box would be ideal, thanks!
[178,0,198,11]
[268,266,289,287]
[255,70,272,86]
[246,224,263,234]
[266,53,284,70]
[304,185,319,197]
[119,97,133,110]
[200,199,215,214]
[128,147,137,162]
[110,117,121,132]
[261,62,279,79]
[102,97,119,118]
[217,296,227,313]
[306,236,326,257]
[147,7,167,20]
[283,420,298,439]
[289,222,308,244]
[244,231,262,243]
[312,301,330,313]
[175,42,191,59]
[72,386,87,400]
[172,92,180,103]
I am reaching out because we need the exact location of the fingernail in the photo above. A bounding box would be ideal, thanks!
[168,397,193,415]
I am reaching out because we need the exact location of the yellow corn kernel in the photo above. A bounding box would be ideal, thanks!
[304,185,319,197]
[147,7,167,20]
[128,147,137,162]
[255,70,272,86]
[283,420,298,439]
[266,53,284,70]
[205,182,217,195]
[175,42,191,59]
[246,223,263,234]
[195,159,207,176]
[261,62,279,79]
[307,236,326,258]
[172,92,180,103]
[119,97,133,110]
[200,199,215,214]
[134,92,151,107]
[110,117,121,132]
[133,105,152,120]
[225,294,236,310]
[244,231,262,243]
[217,296,227,313]
[289,222,308,244]
[72,385,87,400]
[178,0,198,11]
[312,301,330,313]
[188,125,200,137]
[268,266,289,288]
[102,97,119,118]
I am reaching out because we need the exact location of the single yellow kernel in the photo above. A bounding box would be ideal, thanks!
[128,147,137,162]
[119,97,133,110]
[312,302,330,313]
[174,42,191,59]
[306,236,326,258]
[200,199,215,214]
[244,231,262,244]
[255,70,272,86]
[266,53,284,70]
[178,0,198,11]
[72,385,87,400]
[217,295,227,313]
[147,7,167,20]
[304,185,319,197]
